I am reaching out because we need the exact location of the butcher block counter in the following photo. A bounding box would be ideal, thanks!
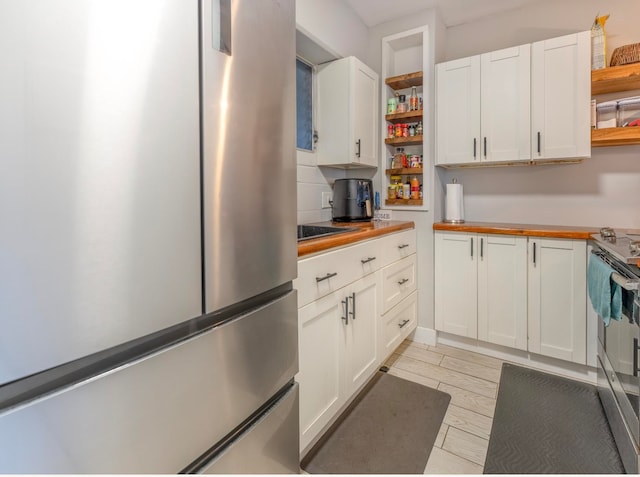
[297,220,414,257]
[433,221,599,240]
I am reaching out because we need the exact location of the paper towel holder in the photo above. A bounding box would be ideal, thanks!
[443,178,465,224]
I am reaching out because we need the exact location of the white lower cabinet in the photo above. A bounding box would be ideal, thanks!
[528,238,587,364]
[435,231,586,364]
[379,291,418,362]
[296,229,417,454]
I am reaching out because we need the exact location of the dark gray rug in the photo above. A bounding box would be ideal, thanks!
[484,363,625,474]
[301,370,451,474]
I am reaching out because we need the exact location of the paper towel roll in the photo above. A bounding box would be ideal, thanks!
[445,183,464,223]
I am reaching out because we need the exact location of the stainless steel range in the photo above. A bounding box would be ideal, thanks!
[591,228,640,474]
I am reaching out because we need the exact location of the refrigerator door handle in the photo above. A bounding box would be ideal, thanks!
[212,0,232,55]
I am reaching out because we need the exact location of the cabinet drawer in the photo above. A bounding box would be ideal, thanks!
[381,254,416,313]
[380,291,417,362]
[296,239,382,308]
[377,229,416,269]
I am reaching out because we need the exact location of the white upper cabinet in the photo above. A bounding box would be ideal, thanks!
[436,45,530,166]
[436,56,480,165]
[317,56,379,167]
[531,31,591,160]
[436,31,590,167]
[481,45,531,164]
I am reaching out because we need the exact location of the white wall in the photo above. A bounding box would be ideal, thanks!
[295,0,371,224]
[441,0,640,230]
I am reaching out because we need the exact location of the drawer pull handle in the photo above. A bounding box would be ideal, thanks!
[316,272,337,283]
[361,256,376,264]
[342,297,349,325]
[397,278,409,285]
[398,319,410,329]
[350,292,356,320]
[398,244,410,249]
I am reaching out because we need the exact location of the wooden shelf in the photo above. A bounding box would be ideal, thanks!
[385,135,423,146]
[385,198,423,206]
[591,127,640,146]
[385,71,423,90]
[385,168,424,175]
[592,63,640,95]
[385,110,423,123]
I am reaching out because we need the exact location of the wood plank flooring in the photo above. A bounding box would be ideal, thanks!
[385,339,503,474]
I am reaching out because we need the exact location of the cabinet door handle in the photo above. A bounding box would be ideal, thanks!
[342,297,349,325]
[537,131,541,155]
[397,278,409,285]
[350,292,356,320]
[483,137,487,158]
[470,237,474,258]
[361,256,376,264]
[473,138,477,158]
[480,237,484,259]
[532,242,537,265]
[356,139,361,158]
[398,319,410,329]
[398,243,410,249]
[316,272,337,283]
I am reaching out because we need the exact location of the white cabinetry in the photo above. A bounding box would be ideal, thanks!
[531,31,591,161]
[477,235,528,350]
[436,45,530,166]
[295,228,416,453]
[434,231,587,364]
[434,232,478,338]
[317,56,378,167]
[528,238,587,364]
[297,272,379,452]
[436,31,590,167]
[435,232,527,348]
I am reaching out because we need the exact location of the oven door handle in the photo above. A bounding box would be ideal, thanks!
[634,338,640,377]
[612,272,640,292]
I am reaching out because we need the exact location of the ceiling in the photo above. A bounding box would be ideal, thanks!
[344,0,537,28]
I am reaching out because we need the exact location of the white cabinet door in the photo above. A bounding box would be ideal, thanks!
[477,235,528,350]
[435,232,478,338]
[480,45,531,163]
[435,56,481,165]
[531,31,591,161]
[344,273,379,396]
[297,290,345,451]
[317,56,379,167]
[352,59,378,167]
[528,238,587,364]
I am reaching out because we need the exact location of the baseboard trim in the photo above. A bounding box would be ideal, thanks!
[410,326,437,346]
[433,331,597,384]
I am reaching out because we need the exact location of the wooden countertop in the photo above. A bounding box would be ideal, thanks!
[298,220,415,257]
[433,221,600,240]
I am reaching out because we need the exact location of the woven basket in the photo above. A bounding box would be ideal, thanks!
[610,43,640,67]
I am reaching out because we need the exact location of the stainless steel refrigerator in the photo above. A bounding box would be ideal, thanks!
[0,0,299,473]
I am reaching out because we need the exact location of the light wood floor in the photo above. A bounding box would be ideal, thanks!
[384,339,504,474]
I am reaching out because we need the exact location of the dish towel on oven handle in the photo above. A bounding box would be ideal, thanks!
[588,254,622,326]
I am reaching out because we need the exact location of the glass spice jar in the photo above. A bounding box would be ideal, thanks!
[402,123,409,137]
[394,123,403,138]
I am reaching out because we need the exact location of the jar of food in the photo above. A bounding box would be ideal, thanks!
[416,121,423,136]
[387,124,394,138]
[403,182,411,200]
[409,124,415,137]
[402,123,409,137]
[387,184,397,199]
[410,86,418,111]
[397,94,407,113]
[395,123,403,138]
[387,97,397,114]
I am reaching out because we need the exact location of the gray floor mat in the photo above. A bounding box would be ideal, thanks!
[302,371,451,474]
[484,363,625,474]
